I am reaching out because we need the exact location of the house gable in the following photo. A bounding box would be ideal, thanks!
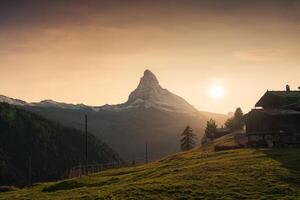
[255,91,300,109]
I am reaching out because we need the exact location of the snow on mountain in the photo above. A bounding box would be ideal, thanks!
[31,100,88,109]
[0,96,88,110]
[101,69,198,114]
[0,95,27,106]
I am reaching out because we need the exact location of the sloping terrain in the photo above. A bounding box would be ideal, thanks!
[0,103,121,186]
[25,106,209,161]
[1,147,299,199]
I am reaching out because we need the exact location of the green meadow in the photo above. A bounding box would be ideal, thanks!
[1,147,299,200]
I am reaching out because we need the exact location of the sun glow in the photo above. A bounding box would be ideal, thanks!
[209,85,225,100]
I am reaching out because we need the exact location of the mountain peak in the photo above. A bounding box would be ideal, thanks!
[143,69,158,80]
[139,69,159,88]
[125,69,198,114]
[127,69,162,104]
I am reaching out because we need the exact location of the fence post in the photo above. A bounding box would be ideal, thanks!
[28,156,32,186]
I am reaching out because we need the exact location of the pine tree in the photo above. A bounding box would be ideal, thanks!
[225,118,234,131]
[180,126,197,151]
[225,107,244,131]
[204,119,217,139]
[233,107,244,130]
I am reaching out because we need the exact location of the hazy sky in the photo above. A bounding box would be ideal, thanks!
[1,0,300,114]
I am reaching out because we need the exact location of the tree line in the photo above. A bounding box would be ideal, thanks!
[180,107,244,151]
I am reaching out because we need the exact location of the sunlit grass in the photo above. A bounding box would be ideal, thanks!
[1,147,299,200]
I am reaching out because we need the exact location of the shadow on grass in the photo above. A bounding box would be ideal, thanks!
[42,177,120,192]
[260,147,300,186]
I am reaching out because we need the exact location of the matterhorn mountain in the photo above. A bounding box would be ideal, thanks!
[0,70,227,160]
[126,70,197,113]
[98,70,198,114]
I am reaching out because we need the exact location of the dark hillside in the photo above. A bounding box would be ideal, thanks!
[25,106,209,161]
[0,103,121,186]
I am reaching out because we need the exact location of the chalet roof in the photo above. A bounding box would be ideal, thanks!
[255,90,300,108]
[267,91,300,98]
[250,109,300,116]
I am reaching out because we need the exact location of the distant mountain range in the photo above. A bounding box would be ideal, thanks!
[0,103,121,186]
[0,70,199,113]
[0,70,228,161]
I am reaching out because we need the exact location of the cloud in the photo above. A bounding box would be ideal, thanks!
[233,48,288,61]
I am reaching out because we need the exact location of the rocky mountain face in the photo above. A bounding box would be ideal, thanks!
[124,70,198,113]
[0,70,227,161]
[96,70,199,114]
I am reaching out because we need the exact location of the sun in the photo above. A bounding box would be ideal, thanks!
[209,85,225,100]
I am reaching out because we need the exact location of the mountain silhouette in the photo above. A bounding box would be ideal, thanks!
[0,103,121,186]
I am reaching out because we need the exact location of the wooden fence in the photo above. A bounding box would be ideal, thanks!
[67,158,147,178]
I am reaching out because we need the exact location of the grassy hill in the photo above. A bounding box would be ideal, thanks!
[0,103,121,186]
[1,146,299,199]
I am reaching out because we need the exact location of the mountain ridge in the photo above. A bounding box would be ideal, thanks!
[0,70,205,115]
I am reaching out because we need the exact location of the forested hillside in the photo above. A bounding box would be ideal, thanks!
[0,103,121,186]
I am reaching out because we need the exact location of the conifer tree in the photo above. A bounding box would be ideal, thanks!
[225,107,244,131]
[233,107,244,130]
[204,119,217,139]
[180,126,197,151]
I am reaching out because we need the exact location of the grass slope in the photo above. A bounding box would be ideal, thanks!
[1,147,299,200]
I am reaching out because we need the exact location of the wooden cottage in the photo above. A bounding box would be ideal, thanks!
[238,86,300,147]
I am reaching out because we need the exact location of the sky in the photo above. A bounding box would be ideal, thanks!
[0,0,300,114]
